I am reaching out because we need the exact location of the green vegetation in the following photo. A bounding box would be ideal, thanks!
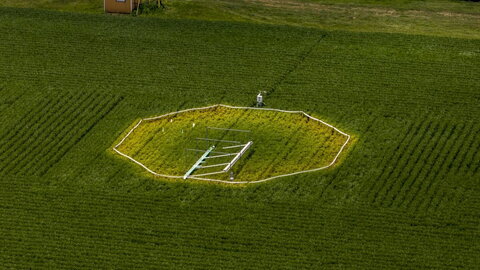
[0,1,479,269]
[116,106,348,181]
[152,0,480,39]
[0,0,101,12]
[1,0,480,38]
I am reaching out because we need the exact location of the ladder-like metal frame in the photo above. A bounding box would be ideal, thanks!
[183,127,253,180]
[186,141,253,179]
[183,146,215,179]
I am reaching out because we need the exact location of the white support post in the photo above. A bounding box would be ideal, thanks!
[222,144,248,150]
[198,163,230,169]
[223,141,253,172]
[183,146,215,179]
[205,153,239,159]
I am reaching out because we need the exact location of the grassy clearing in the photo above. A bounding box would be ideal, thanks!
[1,0,479,39]
[116,106,349,182]
[152,0,480,39]
[0,0,101,12]
[0,6,479,269]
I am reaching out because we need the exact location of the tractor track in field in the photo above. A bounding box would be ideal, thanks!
[266,34,326,98]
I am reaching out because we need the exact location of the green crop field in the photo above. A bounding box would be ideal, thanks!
[0,0,479,268]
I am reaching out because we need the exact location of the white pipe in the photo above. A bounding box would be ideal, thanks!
[223,141,253,172]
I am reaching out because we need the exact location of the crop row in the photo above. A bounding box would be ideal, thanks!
[0,183,477,268]
[0,11,316,110]
[367,118,432,205]
[0,91,122,176]
[415,122,478,214]
[361,117,478,214]
[273,35,480,122]
[385,121,448,207]
[0,89,24,126]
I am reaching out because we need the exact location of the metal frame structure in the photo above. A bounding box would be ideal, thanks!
[183,146,215,179]
[183,127,253,180]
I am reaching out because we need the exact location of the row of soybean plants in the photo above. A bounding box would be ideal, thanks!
[0,90,121,177]
[280,31,480,117]
[398,121,462,210]
[414,121,479,214]
[368,117,435,206]
[374,118,446,209]
[0,92,73,174]
[5,91,98,176]
[30,92,122,177]
[383,120,448,208]
[401,122,475,212]
[362,116,477,214]
[0,188,346,267]
[3,187,475,268]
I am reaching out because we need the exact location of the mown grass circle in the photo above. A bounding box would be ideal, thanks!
[114,105,351,184]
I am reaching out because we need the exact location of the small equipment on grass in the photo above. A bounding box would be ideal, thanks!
[256,92,264,107]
